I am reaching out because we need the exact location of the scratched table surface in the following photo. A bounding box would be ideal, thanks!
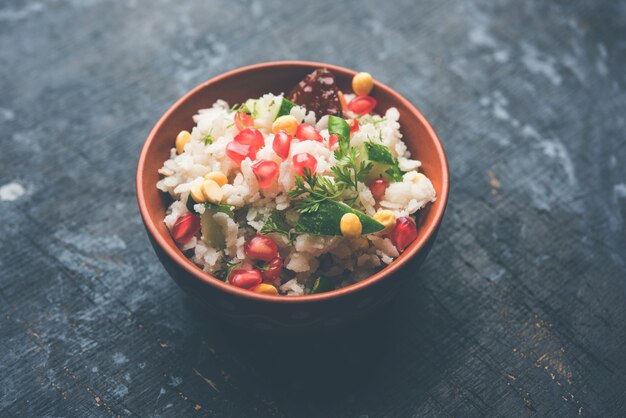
[1,0,625,416]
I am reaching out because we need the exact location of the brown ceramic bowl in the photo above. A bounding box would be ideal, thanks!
[136,61,449,332]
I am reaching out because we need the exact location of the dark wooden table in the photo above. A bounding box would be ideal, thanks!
[1,1,625,416]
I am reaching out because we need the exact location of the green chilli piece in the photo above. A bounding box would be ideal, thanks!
[275,98,297,119]
[295,200,384,236]
[200,202,234,250]
[328,115,350,153]
[311,275,335,294]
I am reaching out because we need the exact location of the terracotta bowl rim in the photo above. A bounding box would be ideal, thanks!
[136,60,449,304]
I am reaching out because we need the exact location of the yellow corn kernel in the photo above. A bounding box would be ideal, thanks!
[190,182,206,203]
[175,130,191,154]
[271,115,298,135]
[340,213,362,238]
[252,283,278,295]
[373,209,396,232]
[352,72,374,96]
[201,179,223,204]
[204,171,228,187]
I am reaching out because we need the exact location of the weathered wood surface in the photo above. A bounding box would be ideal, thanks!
[1,0,625,416]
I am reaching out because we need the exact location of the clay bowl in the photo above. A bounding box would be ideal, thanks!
[136,61,449,332]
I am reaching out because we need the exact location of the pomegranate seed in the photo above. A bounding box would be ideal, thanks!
[260,256,283,285]
[349,119,360,135]
[171,213,200,244]
[348,96,377,115]
[245,235,279,262]
[292,153,318,176]
[369,178,389,201]
[272,131,292,159]
[226,141,255,164]
[234,112,254,131]
[229,268,262,289]
[390,217,418,252]
[328,134,339,150]
[295,123,323,142]
[251,160,279,188]
[234,128,264,151]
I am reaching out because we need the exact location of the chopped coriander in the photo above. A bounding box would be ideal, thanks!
[215,258,240,281]
[255,261,271,271]
[364,142,395,165]
[386,165,404,182]
[202,130,214,145]
[251,101,258,119]
[261,210,294,241]
[230,102,250,114]
[364,141,405,182]
[331,147,373,192]
[288,171,343,215]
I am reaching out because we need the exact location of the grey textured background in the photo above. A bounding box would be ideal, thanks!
[1,0,625,416]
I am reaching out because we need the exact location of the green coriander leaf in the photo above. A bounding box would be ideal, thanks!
[386,165,404,182]
[261,210,290,237]
[365,142,395,165]
[288,171,343,215]
[201,128,215,145]
[295,200,384,236]
[230,102,251,114]
[365,141,405,182]
[331,147,372,192]
[215,258,240,281]
[252,101,258,119]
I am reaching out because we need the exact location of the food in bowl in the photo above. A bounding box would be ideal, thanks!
[156,69,436,296]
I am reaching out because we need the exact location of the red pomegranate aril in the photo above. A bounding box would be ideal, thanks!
[390,217,418,252]
[348,96,377,115]
[251,160,279,188]
[328,133,339,150]
[295,123,323,142]
[292,153,318,176]
[171,213,200,244]
[234,128,264,151]
[245,235,279,262]
[369,178,389,201]
[349,118,360,135]
[272,131,292,159]
[226,141,254,164]
[234,112,254,131]
[260,256,283,284]
[229,268,262,289]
